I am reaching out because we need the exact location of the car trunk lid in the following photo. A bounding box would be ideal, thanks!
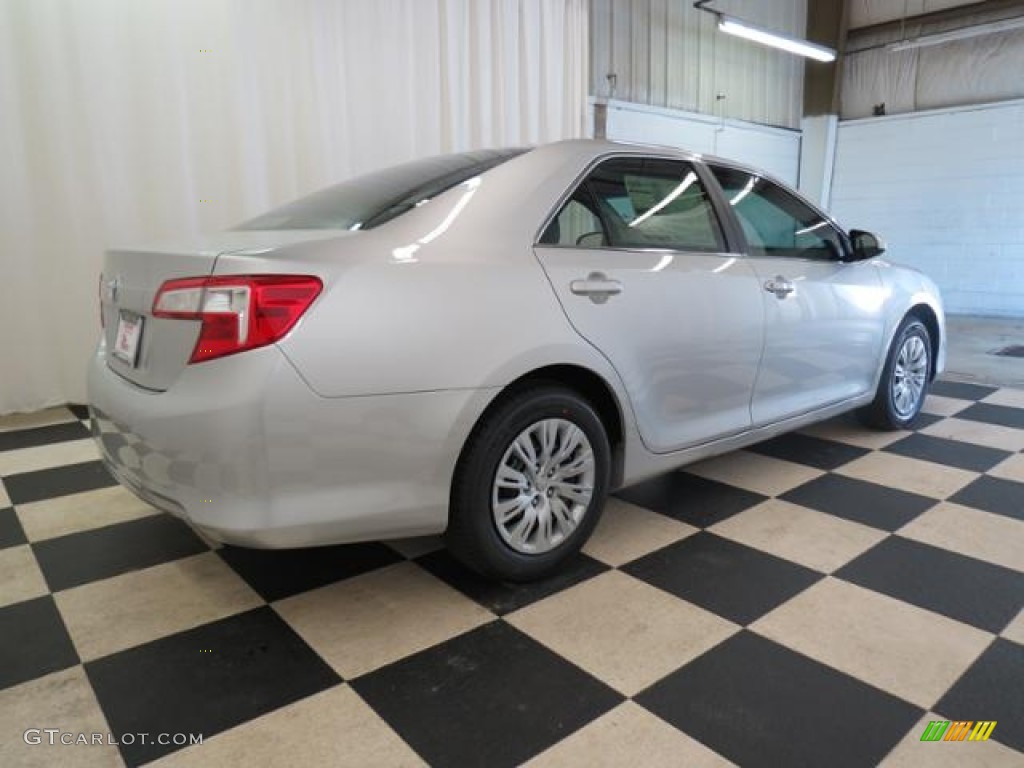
[100,230,345,391]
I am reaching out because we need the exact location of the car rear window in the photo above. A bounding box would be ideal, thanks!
[236,148,529,232]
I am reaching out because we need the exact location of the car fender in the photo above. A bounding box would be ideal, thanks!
[873,260,947,388]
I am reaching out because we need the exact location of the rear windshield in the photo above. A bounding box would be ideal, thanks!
[237,148,528,231]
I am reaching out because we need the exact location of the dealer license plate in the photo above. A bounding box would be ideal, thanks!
[112,311,143,366]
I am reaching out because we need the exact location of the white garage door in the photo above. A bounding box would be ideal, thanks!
[602,100,801,186]
[830,100,1024,317]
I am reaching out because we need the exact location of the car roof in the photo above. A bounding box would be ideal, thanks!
[540,138,781,183]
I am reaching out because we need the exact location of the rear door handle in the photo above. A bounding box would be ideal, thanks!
[764,275,795,298]
[570,272,623,304]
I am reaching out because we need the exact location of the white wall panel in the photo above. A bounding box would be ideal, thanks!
[830,100,1024,316]
[604,100,801,185]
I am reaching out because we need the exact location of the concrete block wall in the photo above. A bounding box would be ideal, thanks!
[829,100,1024,317]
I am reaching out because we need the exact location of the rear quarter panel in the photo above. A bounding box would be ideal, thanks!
[230,142,637,400]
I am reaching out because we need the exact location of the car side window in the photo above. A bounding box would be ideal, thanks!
[540,157,725,252]
[709,165,845,260]
[539,196,606,246]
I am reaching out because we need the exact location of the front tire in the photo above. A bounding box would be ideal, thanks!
[446,385,610,581]
[860,316,931,430]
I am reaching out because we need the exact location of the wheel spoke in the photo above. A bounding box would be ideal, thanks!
[496,464,529,491]
[494,496,529,524]
[550,424,584,467]
[509,509,536,549]
[896,388,908,411]
[550,496,575,536]
[538,420,558,466]
[537,505,554,546]
[553,449,594,480]
[552,481,593,505]
[512,434,539,471]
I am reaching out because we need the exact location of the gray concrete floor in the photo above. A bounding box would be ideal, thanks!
[944,314,1024,389]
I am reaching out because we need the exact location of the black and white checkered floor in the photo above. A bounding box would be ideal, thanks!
[1,380,1022,767]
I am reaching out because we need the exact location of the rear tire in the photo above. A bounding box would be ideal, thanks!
[859,316,931,430]
[446,385,610,581]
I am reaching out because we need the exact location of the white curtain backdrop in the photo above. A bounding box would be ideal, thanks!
[0,0,588,415]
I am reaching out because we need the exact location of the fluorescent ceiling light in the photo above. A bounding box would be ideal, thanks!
[888,15,1024,51]
[718,15,836,62]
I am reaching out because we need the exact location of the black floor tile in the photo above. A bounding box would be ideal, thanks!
[780,474,935,531]
[748,433,869,470]
[956,403,1024,430]
[909,412,943,430]
[636,631,922,768]
[883,433,1011,473]
[218,542,402,601]
[0,421,90,453]
[3,460,117,505]
[0,596,79,689]
[934,639,1024,752]
[835,537,1024,633]
[929,381,998,401]
[622,532,822,625]
[66,404,90,420]
[86,607,341,767]
[949,476,1024,521]
[0,507,26,549]
[33,514,209,592]
[352,621,622,768]
[416,549,607,616]
[616,472,767,528]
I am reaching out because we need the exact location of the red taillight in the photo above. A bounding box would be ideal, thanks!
[152,275,322,363]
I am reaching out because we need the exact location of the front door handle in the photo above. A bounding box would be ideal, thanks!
[570,272,623,304]
[764,275,795,299]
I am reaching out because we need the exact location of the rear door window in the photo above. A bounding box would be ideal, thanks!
[541,157,726,252]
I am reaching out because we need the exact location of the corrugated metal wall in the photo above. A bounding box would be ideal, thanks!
[847,0,979,29]
[590,0,807,129]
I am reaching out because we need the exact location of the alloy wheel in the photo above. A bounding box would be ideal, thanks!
[491,418,595,555]
[891,334,928,419]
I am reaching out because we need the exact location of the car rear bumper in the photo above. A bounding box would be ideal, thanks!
[87,341,496,548]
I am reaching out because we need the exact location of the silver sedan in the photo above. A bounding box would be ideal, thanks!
[88,139,945,580]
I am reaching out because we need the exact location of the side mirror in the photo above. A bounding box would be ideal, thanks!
[849,229,885,260]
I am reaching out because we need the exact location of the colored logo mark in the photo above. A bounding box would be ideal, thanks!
[920,720,997,742]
